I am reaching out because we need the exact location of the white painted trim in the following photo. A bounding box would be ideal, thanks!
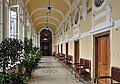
[56,19,120,44]
[92,28,110,35]
[9,5,19,8]
[73,8,80,26]
[92,20,113,33]
[80,31,91,38]
[30,7,64,18]
[35,22,57,28]
[69,37,73,42]
[93,0,107,12]
[33,16,60,24]
[74,36,80,41]
[95,9,107,21]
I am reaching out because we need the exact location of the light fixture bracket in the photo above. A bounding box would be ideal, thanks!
[47,7,51,13]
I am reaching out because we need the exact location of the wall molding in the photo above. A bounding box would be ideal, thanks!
[80,31,91,38]
[55,17,120,45]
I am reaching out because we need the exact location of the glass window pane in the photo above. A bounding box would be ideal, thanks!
[10,10,17,38]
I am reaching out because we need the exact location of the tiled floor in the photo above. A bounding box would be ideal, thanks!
[28,56,88,84]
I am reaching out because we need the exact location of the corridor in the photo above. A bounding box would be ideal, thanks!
[28,56,87,84]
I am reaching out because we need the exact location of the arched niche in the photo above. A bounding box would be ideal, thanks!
[40,29,52,56]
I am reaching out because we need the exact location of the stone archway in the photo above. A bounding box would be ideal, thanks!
[40,29,52,56]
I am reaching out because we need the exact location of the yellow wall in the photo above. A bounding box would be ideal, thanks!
[112,28,120,67]
[54,0,120,79]
[68,41,74,56]
[63,43,66,54]
[110,0,120,20]
[80,12,92,34]
[80,36,92,60]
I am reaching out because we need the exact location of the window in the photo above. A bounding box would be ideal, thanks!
[10,10,17,38]
[66,21,68,32]
[0,0,3,42]
[94,0,107,11]
[9,0,20,39]
[74,8,80,26]
[95,0,104,7]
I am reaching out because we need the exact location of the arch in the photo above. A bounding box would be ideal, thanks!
[33,16,60,24]
[40,29,52,35]
[30,7,64,18]
[40,29,52,56]
[39,27,54,35]
[35,22,57,28]
[36,25,56,33]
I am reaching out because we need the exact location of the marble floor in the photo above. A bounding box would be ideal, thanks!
[28,56,89,84]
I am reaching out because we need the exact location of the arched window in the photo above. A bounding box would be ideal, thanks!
[95,0,104,7]
[74,8,80,26]
[94,0,107,11]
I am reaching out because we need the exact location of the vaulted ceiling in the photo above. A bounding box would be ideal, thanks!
[24,0,75,33]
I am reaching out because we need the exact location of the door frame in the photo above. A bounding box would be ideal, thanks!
[74,40,79,63]
[66,43,68,58]
[61,44,63,54]
[93,31,110,82]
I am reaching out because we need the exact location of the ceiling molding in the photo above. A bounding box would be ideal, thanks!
[30,7,64,19]
[35,22,57,28]
[33,16,60,24]
[65,0,71,7]
[25,0,71,8]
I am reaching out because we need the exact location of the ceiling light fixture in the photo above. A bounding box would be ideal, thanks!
[46,13,49,30]
[47,0,51,14]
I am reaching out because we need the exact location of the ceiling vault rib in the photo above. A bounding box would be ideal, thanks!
[30,7,64,19]
[37,26,55,30]
[35,22,57,28]
[33,16,60,24]
[64,0,71,7]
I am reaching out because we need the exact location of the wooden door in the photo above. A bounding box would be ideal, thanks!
[66,43,68,58]
[95,33,110,84]
[61,44,63,54]
[74,41,79,63]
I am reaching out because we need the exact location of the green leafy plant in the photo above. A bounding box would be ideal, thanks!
[0,38,23,74]
[24,37,33,55]
[0,73,28,84]
[21,48,42,77]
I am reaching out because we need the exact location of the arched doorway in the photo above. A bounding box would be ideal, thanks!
[40,29,52,56]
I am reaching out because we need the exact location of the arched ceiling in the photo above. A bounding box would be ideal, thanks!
[24,0,74,34]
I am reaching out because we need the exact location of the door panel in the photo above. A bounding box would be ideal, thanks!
[97,35,110,84]
[42,42,49,56]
